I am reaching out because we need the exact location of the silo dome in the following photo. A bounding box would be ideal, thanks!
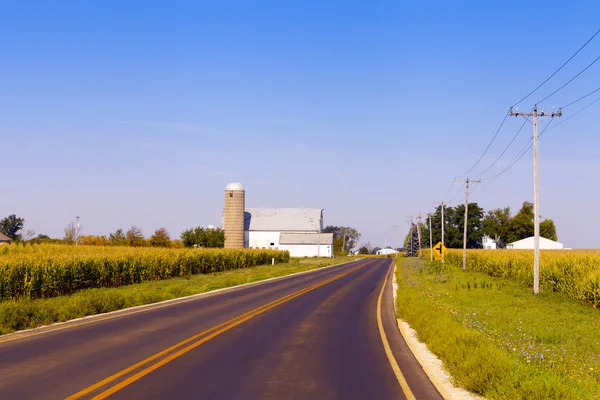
[225,182,244,191]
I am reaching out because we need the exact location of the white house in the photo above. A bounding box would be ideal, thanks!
[482,235,497,250]
[376,248,398,255]
[506,236,564,250]
[244,208,333,258]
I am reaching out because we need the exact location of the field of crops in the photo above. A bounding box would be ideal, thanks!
[0,244,289,300]
[444,249,600,308]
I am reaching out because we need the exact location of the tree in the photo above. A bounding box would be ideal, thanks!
[358,246,369,254]
[482,207,511,248]
[180,227,225,248]
[64,221,80,244]
[371,247,382,255]
[322,226,361,254]
[0,214,25,241]
[506,202,534,243]
[450,203,484,249]
[109,229,126,245]
[540,219,558,241]
[150,228,171,247]
[126,226,145,247]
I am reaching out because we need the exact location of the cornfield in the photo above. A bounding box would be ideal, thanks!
[0,244,289,301]
[444,249,600,308]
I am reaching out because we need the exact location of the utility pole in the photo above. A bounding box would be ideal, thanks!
[454,178,480,271]
[416,213,422,258]
[509,104,561,294]
[75,216,80,246]
[428,213,433,261]
[433,201,447,262]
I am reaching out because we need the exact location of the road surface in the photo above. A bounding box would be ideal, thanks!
[0,258,442,399]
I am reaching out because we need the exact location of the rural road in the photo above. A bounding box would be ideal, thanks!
[0,258,442,400]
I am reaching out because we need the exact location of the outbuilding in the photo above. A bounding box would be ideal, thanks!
[506,236,564,250]
[0,233,12,245]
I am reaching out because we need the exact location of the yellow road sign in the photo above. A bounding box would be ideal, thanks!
[432,242,447,257]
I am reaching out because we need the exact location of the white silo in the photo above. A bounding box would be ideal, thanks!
[223,182,245,249]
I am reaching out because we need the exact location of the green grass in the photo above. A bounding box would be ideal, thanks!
[0,256,353,335]
[395,258,600,399]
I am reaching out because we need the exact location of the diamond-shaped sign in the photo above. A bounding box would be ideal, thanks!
[432,242,447,257]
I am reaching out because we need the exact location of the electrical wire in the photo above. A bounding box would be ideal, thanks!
[545,95,600,133]
[482,117,554,182]
[441,180,456,202]
[474,116,529,177]
[560,86,600,109]
[449,182,465,204]
[457,111,509,177]
[512,28,600,107]
[538,54,600,104]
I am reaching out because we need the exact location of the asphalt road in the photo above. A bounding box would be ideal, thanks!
[0,258,442,400]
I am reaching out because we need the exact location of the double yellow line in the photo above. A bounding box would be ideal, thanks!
[67,262,366,399]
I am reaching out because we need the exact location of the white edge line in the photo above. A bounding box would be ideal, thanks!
[0,258,361,343]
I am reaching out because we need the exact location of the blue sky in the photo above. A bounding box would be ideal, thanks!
[1,1,599,248]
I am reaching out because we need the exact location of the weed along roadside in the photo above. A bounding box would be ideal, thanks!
[394,257,600,399]
[0,252,353,335]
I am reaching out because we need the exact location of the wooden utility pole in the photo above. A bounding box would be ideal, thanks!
[509,105,561,294]
[428,213,433,261]
[454,178,480,271]
[433,201,447,262]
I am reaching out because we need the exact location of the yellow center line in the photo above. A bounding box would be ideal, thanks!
[377,261,416,400]
[67,261,367,399]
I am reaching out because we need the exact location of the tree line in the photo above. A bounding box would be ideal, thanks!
[404,201,558,250]
[0,214,225,249]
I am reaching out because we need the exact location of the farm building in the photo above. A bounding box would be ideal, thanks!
[244,208,333,258]
[506,236,564,250]
[376,248,397,255]
[221,182,333,257]
[0,233,12,245]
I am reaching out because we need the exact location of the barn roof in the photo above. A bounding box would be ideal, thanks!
[244,208,322,232]
[279,232,333,245]
[0,232,12,242]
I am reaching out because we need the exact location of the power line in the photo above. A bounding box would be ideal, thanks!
[537,54,600,104]
[449,182,465,204]
[483,117,555,182]
[561,86,600,108]
[441,180,456,202]
[546,94,600,133]
[457,111,509,177]
[512,28,600,107]
[474,116,529,177]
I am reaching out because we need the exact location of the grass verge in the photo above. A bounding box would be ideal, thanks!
[395,258,600,400]
[0,256,353,335]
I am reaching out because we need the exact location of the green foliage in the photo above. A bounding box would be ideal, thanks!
[0,244,290,300]
[358,246,369,254]
[540,219,558,241]
[149,228,171,247]
[0,215,25,241]
[109,229,126,245]
[396,258,600,399]
[126,225,145,247]
[0,256,347,334]
[180,226,225,248]
[322,226,361,254]
[425,202,558,249]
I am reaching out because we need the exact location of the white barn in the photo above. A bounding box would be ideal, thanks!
[376,248,398,255]
[507,236,564,250]
[244,208,333,258]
